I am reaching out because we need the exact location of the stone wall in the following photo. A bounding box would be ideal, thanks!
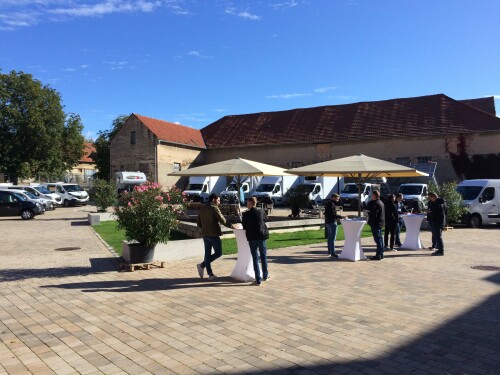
[157,143,204,189]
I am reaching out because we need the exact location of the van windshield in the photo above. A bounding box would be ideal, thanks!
[398,185,423,195]
[34,186,52,194]
[256,184,275,192]
[64,185,84,192]
[342,185,358,194]
[186,184,203,191]
[456,186,483,201]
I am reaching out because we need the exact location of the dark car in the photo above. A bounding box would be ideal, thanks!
[0,190,44,220]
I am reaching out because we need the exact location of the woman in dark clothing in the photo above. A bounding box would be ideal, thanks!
[384,194,398,251]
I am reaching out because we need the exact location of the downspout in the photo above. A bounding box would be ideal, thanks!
[154,137,158,183]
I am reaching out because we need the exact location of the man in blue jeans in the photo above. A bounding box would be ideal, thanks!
[366,190,385,260]
[324,193,344,258]
[242,197,269,286]
[196,194,235,280]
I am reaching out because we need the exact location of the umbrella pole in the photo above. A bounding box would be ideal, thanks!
[357,173,362,218]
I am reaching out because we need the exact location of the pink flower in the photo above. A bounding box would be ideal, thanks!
[127,202,132,207]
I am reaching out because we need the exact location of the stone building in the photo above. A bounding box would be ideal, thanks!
[109,95,500,189]
[201,94,500,182]
[110,114,206,188]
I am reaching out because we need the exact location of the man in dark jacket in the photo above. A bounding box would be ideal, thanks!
[366,190,385,260]
[395,193,407,246]
[324,193,344,258]
[242,197,269,285]
[197,193,235,280]
[427,192,446,256]
[384,194,398,251]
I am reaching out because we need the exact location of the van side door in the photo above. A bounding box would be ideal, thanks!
[480,187,497,221]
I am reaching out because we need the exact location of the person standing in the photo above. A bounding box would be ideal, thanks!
[384,194,398,251]
[427,192,447,256]
[395,193,407,247]
[324,193,344,258]
[197,193,235,280]
[242,197,269,286]
[426,199,437,251]
[366,190,385,260]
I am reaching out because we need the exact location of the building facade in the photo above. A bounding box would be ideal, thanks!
[110,114,205,188]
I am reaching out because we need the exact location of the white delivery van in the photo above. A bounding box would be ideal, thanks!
[42,182,89,207]
[397,184,428,205]
[296,177,343,207]
[252,176,300,206]
[183,176,226,203]
[220,176,262,204]
[456,179,500,227]
[116,171,147,194]
[30,184,63,206]
[341,182,391,210]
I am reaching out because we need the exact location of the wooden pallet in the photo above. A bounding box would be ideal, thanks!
[120,260,166,272]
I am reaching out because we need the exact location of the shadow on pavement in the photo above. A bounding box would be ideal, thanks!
[42,276,245,292]
[242,272,500,375]
[0,258,118,282]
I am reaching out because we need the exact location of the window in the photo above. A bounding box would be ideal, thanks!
[481,187,495,202]
[130,131,136,145]
[173,162,181,172]
[395,157,411,166]
[417,156,432,164]
[0,191,10,203]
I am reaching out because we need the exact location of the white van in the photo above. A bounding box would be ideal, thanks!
[42,182,89,207]
[30,184,63,206]
[397,183,428,206]
[456,179,500,227]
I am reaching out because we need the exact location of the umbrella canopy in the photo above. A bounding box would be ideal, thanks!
[170,157,291,177]
[286,154,428,216]
[285,154,428,178]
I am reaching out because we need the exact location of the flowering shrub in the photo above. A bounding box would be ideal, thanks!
[114,182,187,247]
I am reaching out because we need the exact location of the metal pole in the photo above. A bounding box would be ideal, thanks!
[357,172,362,218]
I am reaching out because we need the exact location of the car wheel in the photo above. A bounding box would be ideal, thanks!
[20,209,34,220]
[63,199,70,207]
[467,214,482,228]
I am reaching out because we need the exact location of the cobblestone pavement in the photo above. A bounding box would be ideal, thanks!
[1,208,499,374]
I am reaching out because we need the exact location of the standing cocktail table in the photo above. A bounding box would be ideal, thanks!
[230,228,260,281]
[401,214,426,250]
[339,219,367,261]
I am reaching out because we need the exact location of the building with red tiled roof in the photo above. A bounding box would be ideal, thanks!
[110,114,205,187]
[201,94,500,181]
[69,142,98,184]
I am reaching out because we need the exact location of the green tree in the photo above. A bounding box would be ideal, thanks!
[428,181,468,224]
[0,70,84,182]
[91,114,129,181]
[91,179,117,212]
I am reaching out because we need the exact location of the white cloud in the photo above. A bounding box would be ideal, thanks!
[63,67,76,72]
[327,95,356,100]
[486,95,500,99]
[187,50,211,59]
[270,0,299,10]
[0,0,189,30]
[214,108,227,112]
[225,7,261,21]
[266,93,312,99]
[84,130,97,140]
[80,64,89,68]
[314,86,337,93]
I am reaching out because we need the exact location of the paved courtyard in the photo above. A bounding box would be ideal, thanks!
[1,208,499,375]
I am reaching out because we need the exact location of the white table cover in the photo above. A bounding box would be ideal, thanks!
[339,219,367,261]
[229,228,260,282]
[401,214,426,250]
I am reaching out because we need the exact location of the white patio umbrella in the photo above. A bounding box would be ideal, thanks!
[170,157,291,203]
[286,154,428,217]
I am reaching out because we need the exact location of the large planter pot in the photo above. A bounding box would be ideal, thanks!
[122,242,156,264]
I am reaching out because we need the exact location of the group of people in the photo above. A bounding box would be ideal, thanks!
[196,194,269,286]
[195,189,447,285]
[365,190,447,260]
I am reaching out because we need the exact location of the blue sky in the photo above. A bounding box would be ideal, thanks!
[1,0,499,139]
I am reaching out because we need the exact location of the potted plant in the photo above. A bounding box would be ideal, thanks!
[114,182,186,263]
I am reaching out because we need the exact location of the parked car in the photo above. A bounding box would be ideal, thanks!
[42,182,89,207]
[30,184,63,206]
[0,186,55,210]
[0,190,44,219]
[456,179,500,227]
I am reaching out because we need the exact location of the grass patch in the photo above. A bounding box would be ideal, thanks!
[221,226,373,255]
[93,220,373,256]
[92,220,190,255]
